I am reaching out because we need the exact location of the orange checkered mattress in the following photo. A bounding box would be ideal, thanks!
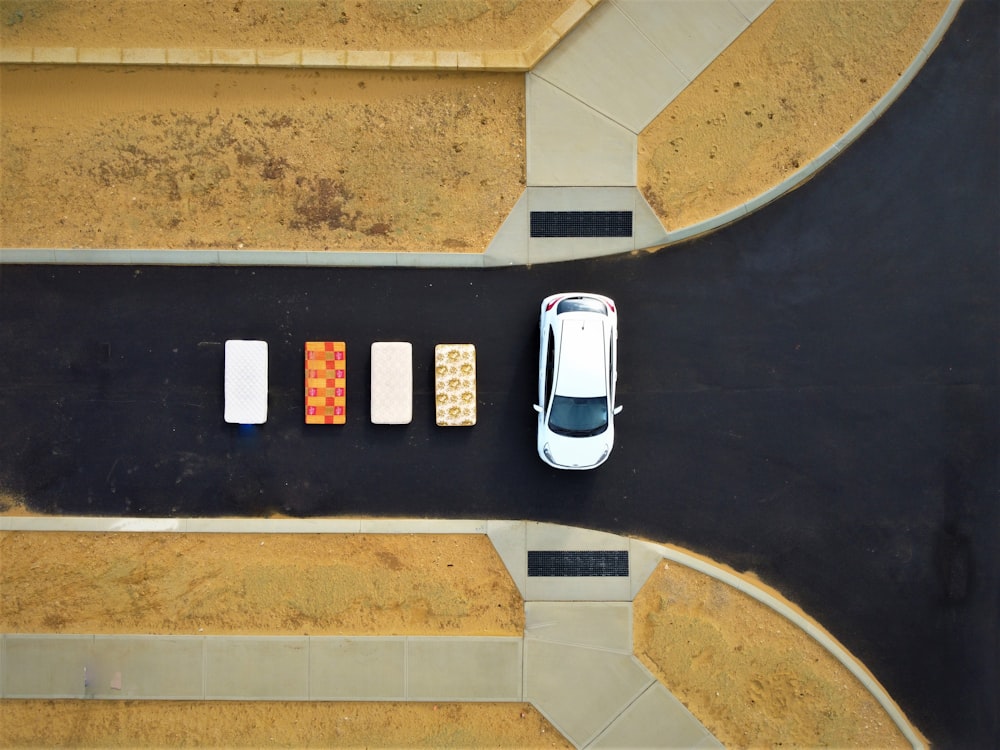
[305,341,346,424]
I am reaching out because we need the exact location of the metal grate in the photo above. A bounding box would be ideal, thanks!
[528,550,629,577]
[530,211,633,238]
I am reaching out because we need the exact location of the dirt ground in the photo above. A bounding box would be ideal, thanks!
[634,556,914,749]
[638,0,951,231]
[0,65,526,252]
[0,0,576,51]
[0,700,573,748]
[0,0,950,252]
[0,532,523,636]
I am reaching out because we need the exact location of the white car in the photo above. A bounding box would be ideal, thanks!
[534,293,621,470]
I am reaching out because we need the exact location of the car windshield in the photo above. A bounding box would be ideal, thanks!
[548,395,608,437]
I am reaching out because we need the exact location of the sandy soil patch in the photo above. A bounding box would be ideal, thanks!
[0,701,572,748]
[0,531,523,636]
[0,66,524,252]
[639,0,951,232]
[633,556,919,749]
[0,0,576,51]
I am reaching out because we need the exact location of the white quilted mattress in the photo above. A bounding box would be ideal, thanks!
[370,341,412,424]
[224,340,268,424]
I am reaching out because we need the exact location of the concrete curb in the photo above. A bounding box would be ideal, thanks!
[0,247,488,268]
[1,515,925,748]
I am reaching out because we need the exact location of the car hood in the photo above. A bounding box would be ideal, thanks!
[540,428,613,470]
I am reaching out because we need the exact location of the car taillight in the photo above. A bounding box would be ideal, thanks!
[545,296,563,312]
[607,301,615,312]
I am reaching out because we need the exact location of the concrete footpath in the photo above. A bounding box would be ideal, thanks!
[0,0,962,268]
[1,516,925,750]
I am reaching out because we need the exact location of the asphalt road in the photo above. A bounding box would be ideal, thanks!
[1,1,997,747]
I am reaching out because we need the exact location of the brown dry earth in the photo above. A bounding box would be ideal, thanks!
[0,0,575,50]
[0,532,524,636]
[634,555,914,749]
[639,0,951,231]
[0,65,526,252]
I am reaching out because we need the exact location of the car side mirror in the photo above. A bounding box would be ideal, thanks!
[613,405,623,415]
[533,404,542,413]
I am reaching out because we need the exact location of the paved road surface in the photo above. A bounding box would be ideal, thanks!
[1,2,997,747]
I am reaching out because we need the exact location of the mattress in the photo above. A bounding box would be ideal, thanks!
[370,341,412,424]
[224,339,268,424]
[305,341,347,424]
[435,343,477,426]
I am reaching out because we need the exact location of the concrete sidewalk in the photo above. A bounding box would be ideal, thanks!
[0,0,961,268]
[1,632,716,749]
[1,516,925,749]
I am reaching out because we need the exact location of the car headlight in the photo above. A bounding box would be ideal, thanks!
[543,444,554,462]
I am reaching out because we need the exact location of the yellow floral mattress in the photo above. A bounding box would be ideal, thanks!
[435,343,476,427]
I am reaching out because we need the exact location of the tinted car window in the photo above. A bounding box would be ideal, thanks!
[544,329,555,407]
[557,298,607,315]
[609,337,615,391]
[548,395,608,437]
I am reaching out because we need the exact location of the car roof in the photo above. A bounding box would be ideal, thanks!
[555,318,607,397]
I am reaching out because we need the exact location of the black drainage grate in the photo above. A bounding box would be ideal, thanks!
[530,210,633,238]
[528,550,629,577]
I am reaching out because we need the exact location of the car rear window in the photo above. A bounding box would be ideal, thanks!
[557,297,607,316]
